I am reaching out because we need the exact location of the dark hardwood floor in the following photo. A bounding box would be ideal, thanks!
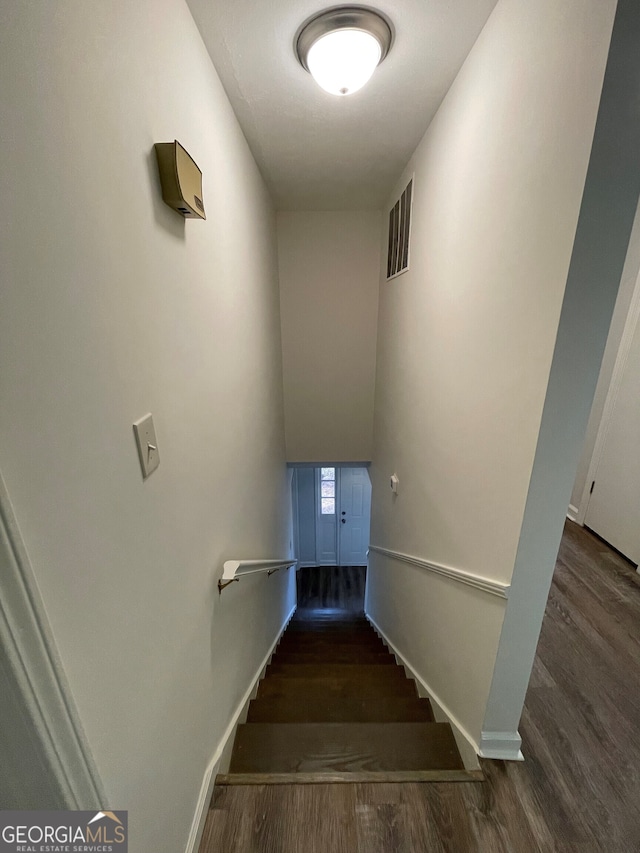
[200,522,640,852]
[296,565,367,611]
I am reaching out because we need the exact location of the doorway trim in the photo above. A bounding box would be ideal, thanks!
[0,468,107,808]
[575,264,640,526]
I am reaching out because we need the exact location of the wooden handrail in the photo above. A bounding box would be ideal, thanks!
[218,559,297,594]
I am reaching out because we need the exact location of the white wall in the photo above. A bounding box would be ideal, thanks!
[0,1,294,850]
[277,211,381,463]
[366,0,617,749]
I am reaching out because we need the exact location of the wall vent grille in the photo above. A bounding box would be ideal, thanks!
[386,177,413,280]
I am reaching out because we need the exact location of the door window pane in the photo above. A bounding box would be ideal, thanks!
[321,481,335,498]
[319,467,336,514]
[321,498,335,515]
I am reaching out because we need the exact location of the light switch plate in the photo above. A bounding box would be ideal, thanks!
[133,413,160,479]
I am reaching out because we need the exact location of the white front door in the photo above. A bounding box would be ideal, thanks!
[315,467,338,565]
[584,294,640,565]
[338,468,372,566]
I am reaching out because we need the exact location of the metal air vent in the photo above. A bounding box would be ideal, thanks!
[387,177,413,280]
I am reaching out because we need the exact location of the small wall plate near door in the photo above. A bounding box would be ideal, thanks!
[133,413,160,479]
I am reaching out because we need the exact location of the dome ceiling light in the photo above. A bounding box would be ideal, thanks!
[296,7,393,97]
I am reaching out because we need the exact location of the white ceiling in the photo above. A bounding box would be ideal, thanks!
[187,0,498,210]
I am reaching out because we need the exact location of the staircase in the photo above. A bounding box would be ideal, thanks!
[217,609,481,784]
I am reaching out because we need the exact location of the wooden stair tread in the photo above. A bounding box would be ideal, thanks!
[287,621,374,628]
[280,632,384,643]
[224,610,470,783]
[247,695,435,723]
[288,617,373,631]
[229,722,465,774]
[286,624,377,633]
[258,676,416,699]
[278,641,387,653]
[279,631,383,641]
[273,651,395,664]
[266,663,407,680]
[277,643,386,656]
[278,642,385,652]
[289,616,369,625]
[287,616,374,624]
[217,769,483,785]
[292,611,367,617]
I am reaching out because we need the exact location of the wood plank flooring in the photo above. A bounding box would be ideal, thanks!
[200,522,640,852]
[296,565,367,611]
[246,696,436,724]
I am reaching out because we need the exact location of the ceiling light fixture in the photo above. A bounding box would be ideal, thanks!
[296,7,393,97]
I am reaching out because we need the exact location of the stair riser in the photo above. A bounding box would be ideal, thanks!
[258,679,417,699]
[277,637,386,648]
[273,653,395,665]
[280,636,384,646]
[247,696,435,723]
[266,663,407,680]
[289,618,369,625]
[230,722,464,774]
[287,625,371,632]
[289,620,370,623]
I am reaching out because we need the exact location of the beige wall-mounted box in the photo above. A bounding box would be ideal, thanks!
[154,140,206,219]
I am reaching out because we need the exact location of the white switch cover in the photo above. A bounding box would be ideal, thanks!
[133,413,160,479]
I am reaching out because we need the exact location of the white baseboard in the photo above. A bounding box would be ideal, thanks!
[184,603,297,853]
[566,504,580,523]
[183,754,219,853]
[478,731,524,761]
[365,611,480,770]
